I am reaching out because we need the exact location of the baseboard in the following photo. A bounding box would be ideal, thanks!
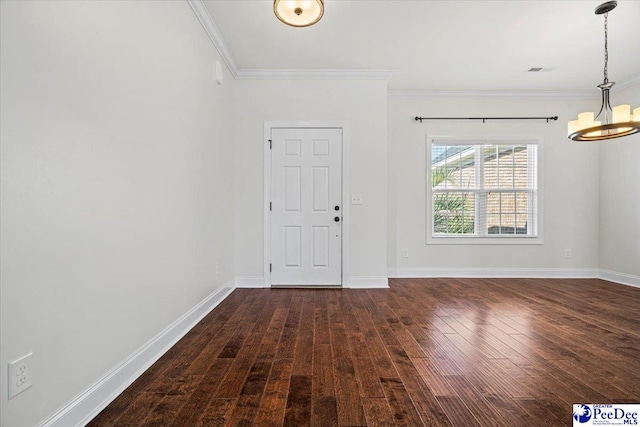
[37,284,235,427]
[388,268,600,279]
[346,276,389,288]
[235,276,389,289]
[235,276,268,288]
[599,269,640,288]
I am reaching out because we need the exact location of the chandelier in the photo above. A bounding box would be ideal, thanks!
[274,0,324,27]
[567,1,639,141]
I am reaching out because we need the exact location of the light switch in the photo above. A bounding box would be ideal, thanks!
[351,194,363,205]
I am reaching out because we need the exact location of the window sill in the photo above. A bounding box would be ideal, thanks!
[426,236,543,245]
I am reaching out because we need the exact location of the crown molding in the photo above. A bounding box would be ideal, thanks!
[614,72,640,92]
[187,0,393,82]
[236,69,395,80]
[187,0,639,92]
[187,0,239,78]
[387,89,598,100]
[384,74,640,99]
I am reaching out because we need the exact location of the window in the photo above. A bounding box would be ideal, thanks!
[427,137,540,243]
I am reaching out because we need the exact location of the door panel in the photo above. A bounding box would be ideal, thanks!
[284,226,301,267]
[312,167,329,212]
[312,226,330,267]
[271,128,342,286]
[284,167,301,211]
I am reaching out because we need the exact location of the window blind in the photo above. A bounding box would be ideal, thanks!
[429,139,538,238]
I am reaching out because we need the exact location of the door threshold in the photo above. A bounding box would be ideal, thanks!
[271,285,343,289]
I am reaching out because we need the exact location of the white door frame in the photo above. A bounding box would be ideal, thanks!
[264,121,350,287]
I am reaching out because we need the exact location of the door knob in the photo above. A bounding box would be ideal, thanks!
[335,206,340,211]
[334,217,340,222]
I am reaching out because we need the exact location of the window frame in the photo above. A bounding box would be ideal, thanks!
[426,134,544,245]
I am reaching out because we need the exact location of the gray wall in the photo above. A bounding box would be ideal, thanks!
[387,96,601,273]
[0,2,235,425]
[233,79,389,285]
[599,85,640,277]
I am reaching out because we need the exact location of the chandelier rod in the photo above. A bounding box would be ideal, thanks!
[603,11,609,83]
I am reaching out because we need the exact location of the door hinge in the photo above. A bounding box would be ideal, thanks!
[268,139,272,149]
[270,263,272,272]
[270,202,272,211]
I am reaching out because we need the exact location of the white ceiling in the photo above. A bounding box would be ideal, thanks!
[202,0,640,93]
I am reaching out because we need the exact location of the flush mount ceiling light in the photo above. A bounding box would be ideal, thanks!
[568,1,640,141]
[274,0,324,27]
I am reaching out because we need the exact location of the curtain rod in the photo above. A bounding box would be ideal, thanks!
[415,116,558,124]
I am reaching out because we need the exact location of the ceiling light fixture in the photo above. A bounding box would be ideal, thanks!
[274,0,324,27]
[568,1,639,141]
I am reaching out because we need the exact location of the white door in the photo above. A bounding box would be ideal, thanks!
[270,128,342,286]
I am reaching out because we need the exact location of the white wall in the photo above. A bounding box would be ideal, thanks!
[1,1,635,424]
[388,96,601,274]
[0,2,235,426]
[599,85,640,278]
[234,79,388,285]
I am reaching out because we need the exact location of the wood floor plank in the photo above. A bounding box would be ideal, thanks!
[515,399,566,426]
[312,344,334,397]
[334,357,367,426]
[283,375,312,427]
[361,397,397,427]
[411,357,458,398]
[224,360,272,425]
[111,392,163,427]
[292,297,315,376]
[347,332,385,398]
[436,396,481,427]
[313,291,331,346]
[360,292,401,346]
[386,345,452,426]
[275,294,303,360]
[254,303,295,426]
[311,396,338,427]
[215,302,278,399]
[253,395,287,427]
[198,398,236,427]
[169,358,234,426]
[468,358,537,400]
[216,321,253,359]
[552,357,637,401]
[140,376,202,426]
[261,357,293,399]
[380,377,426,427]
[483,394,534,427]
[88,281,640,427]
[351,292,400,379]
[444,374,511,427]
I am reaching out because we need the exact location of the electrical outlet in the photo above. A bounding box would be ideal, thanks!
[8,353,33,399]
[215,262,220,276]
[402,248,409,258]
[351,194,363,205]
[564,249,572,259]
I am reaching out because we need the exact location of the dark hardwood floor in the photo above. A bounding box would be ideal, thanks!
[88,278,640,426]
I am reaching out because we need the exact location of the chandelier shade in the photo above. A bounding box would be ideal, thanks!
[274,0,324,27]
[567,1,640,141]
